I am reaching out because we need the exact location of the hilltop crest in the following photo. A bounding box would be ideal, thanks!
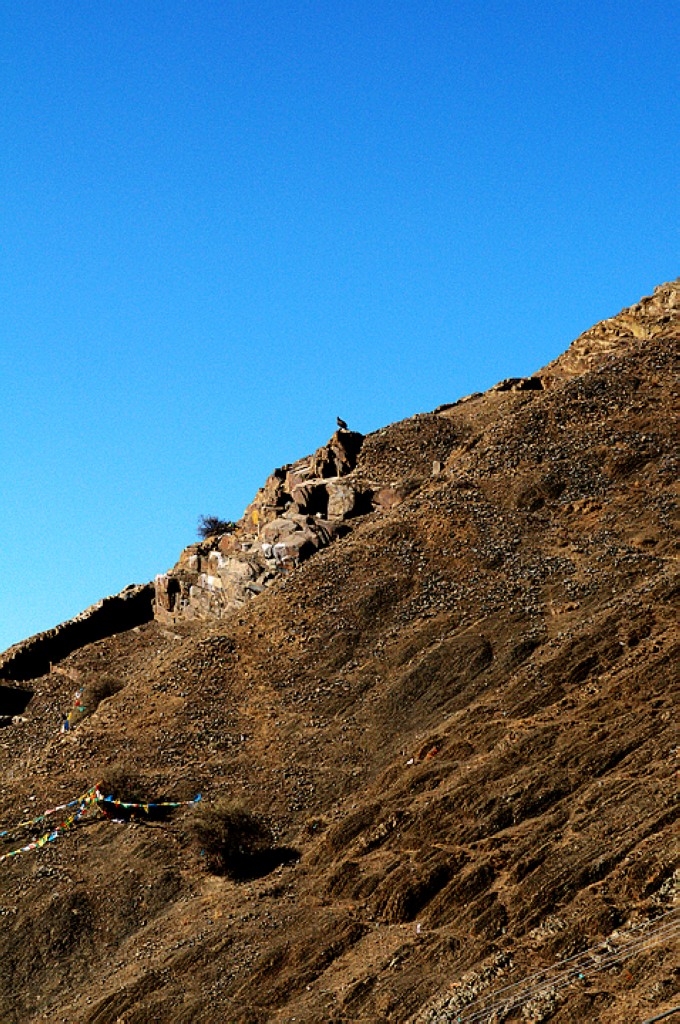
[543,277,679,379]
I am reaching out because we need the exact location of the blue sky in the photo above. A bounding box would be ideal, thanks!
[0,1,677,652]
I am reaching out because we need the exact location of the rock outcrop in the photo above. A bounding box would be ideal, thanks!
[0,583,154,683]
[155,279,678,627]
[155,430,372,624]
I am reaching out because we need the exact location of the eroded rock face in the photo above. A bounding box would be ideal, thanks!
[311,430,364,478]
[490,376,544,392]
[154,419,445,624]
[154,430,365,624]
[154,513,352,623]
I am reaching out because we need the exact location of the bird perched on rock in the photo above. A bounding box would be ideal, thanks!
[336,416,348,430]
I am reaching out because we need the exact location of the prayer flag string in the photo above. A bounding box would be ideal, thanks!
[0,786,100,838]
[0,789,99,864]
[0,786,201,866]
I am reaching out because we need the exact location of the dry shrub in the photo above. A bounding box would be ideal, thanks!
[190,798,274,877]
[197,515,235,539]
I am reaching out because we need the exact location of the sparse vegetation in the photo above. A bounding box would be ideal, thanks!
[197,515,236,539]
[189,798,274,877]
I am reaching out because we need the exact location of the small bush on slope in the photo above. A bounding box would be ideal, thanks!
[190,799,274,877]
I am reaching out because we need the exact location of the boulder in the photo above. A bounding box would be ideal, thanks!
[326,481,370,520]
[285,462,316,494]
[272,534,317,568]
[218,532,243,556]
[291,480,330,516]
[311,519,348,546]
[311,430,364,478]
[208,552,257,581]
[261,518,304,544]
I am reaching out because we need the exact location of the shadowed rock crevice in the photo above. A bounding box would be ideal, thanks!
[0,684,34,719]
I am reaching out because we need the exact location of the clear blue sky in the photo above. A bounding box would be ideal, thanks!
[0,1,677,652]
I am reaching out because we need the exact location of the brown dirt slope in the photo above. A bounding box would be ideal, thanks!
[0,281,677,1024]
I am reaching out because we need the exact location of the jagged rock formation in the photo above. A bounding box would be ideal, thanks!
[155,428,390,623]
[0,280,677,1024]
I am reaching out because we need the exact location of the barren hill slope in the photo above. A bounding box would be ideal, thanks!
[0,282,677,1024]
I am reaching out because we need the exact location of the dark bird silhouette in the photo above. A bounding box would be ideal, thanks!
[336,416,348,430]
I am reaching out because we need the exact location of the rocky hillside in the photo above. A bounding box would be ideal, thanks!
[0,281,677,1024]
